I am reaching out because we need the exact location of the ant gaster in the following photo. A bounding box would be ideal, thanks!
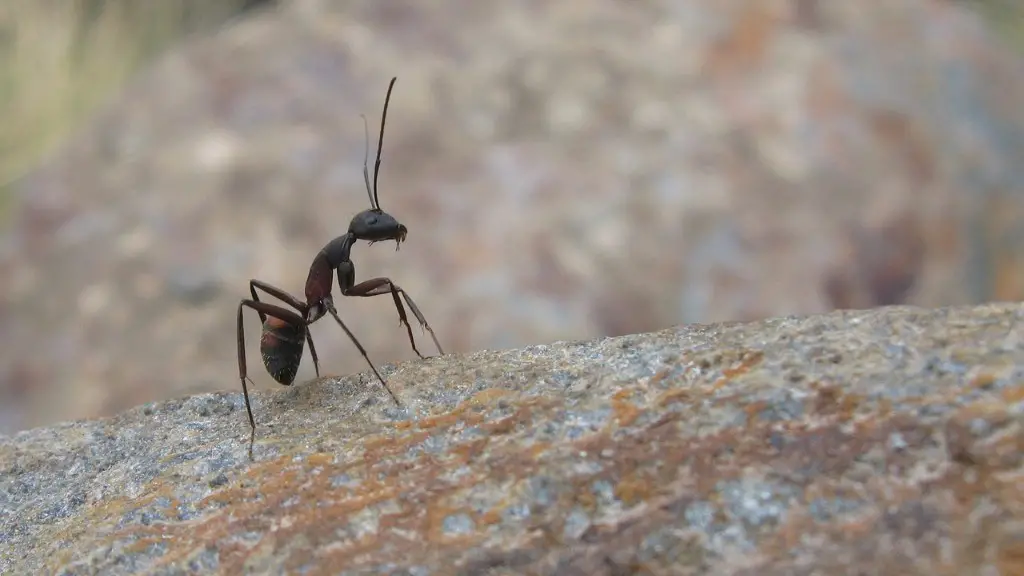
[236,76,444,442]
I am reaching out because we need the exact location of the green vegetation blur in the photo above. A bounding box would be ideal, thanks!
[0,0,273,216]
[0,0,1021,227]
[968,0,1024,52]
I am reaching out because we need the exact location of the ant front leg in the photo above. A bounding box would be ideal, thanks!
[342,277,445,358]
[248,279,321,378]
[320,298,401,407]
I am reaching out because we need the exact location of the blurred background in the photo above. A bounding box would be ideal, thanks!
[1,0,1024,434]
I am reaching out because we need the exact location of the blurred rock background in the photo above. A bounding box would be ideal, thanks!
[2,0,1024,434]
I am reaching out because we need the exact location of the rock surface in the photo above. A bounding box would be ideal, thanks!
[4,0,1024,433]
[2,303,1023,574]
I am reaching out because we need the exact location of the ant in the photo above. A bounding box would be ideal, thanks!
[235,76,445,445]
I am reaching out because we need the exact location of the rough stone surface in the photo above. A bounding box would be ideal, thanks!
[3,303,1024,574]
[4,0,1024,433]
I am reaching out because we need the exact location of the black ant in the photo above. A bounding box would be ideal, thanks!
[235,76,444,445]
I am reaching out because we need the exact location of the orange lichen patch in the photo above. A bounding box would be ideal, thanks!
[414,388,513,432]
[482,414,519,436]
[611,388,634,403]
[43,418,502,573]
[417,410,470,431]
[811,383,866,423]
[247,458,304,492]
[195,463,288,509]
[969,372,998,390]
[835,392,865,422]
[318,486,403,518]
[656,351,764,406]
[1001,383,1024,403]
[478,507,503,526]
[614,470,654,507]
[198,485,250,509]
[611,388,643,428]
[122,535,170,556]
[450,438,490,464]
[709,377,730,393]
[724,350,764,378]
[951,399,1012,424]
[43,475,189,566]
[810,382,841,410]
[131,399,559,569]
[527,441,551,461]
[657,387,693,407]
[305,452,333,467]
[466,387,513,406]
[710,350,764,391]
[363,430,432,461]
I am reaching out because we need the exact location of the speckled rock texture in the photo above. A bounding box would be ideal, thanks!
[2,303,1023,574]
[4,0,1024,434]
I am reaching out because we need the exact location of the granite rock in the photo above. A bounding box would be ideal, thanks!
[2,303,1023,574]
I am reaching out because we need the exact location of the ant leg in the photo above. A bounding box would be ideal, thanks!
[247,281,270,325]
[306,331,321,378]
[237,302,258,432]
[321,300,401,406]
[248,279,320,377]
[237,299,309,434]
[343,277,444,358]
[250,279,308,311]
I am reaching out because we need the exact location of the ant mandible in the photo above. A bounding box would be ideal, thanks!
[235,76,445,441]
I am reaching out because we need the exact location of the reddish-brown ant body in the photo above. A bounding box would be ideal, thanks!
[235,77,444,440]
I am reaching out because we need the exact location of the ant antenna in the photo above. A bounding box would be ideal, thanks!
[360,113,374,210]
[368,76,396,212]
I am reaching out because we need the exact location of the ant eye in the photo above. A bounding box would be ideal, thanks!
[365,214,378,225]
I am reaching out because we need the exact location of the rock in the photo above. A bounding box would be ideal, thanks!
[2,303,1024,574]
[4,0,1024,434]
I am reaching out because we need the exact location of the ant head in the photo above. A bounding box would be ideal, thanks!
[349,208,407,246]
[354,77,408,249]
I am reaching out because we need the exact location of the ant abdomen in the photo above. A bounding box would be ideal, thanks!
[259,317,305,386]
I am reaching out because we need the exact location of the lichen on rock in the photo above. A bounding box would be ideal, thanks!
[2,303,1024,574]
